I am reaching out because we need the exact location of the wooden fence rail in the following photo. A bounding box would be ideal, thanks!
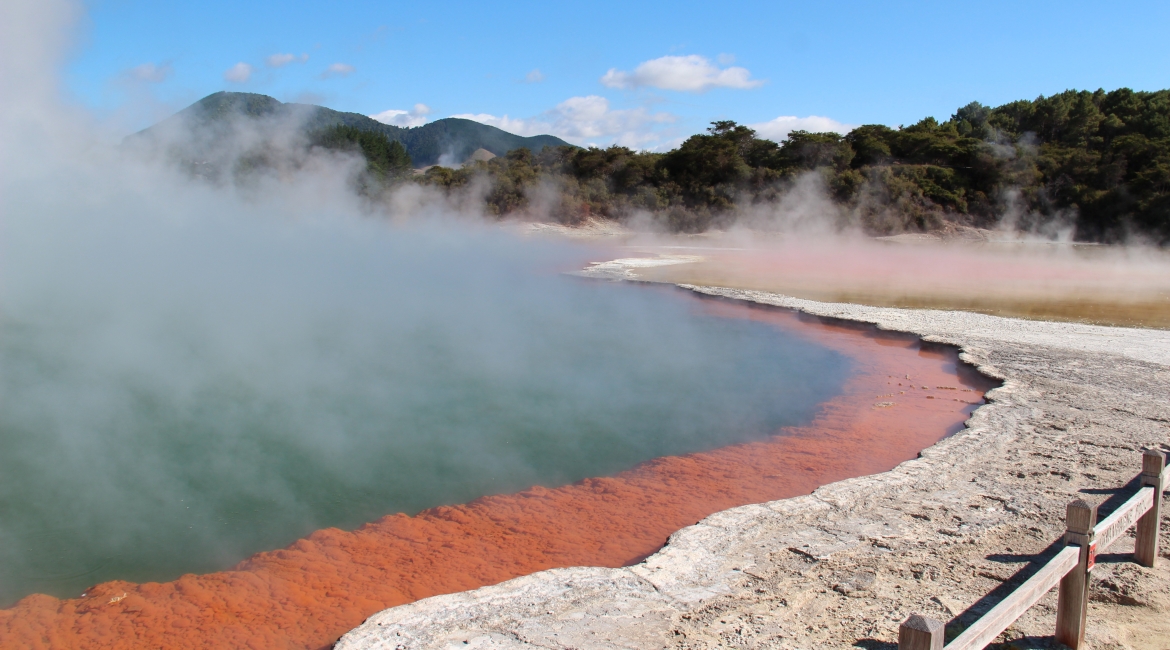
[899,449,1166,650]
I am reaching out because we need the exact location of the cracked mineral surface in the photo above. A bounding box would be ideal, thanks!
[338,280,1170,650]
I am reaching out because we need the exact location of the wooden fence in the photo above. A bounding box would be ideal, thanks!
[899,449,1166,650]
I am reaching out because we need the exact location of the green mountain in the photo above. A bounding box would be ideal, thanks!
[128,91,570,167]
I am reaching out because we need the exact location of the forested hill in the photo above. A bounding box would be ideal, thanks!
[130,89,1170,244]
[128,92,569,167]
[419,87,1170,243]
[842,88,1170,242]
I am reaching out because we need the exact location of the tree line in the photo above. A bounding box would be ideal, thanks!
[320,87,1170,243]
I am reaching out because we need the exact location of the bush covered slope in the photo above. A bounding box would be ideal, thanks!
[420,88,1170,243]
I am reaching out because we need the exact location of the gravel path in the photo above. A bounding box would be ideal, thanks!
[337,279,1170,650]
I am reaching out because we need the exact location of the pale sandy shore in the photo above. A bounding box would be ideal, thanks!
[338,259,1170,650]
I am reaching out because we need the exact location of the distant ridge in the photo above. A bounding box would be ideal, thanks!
[129,92,571,167]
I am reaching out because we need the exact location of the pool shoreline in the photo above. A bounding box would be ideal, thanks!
[0,283,987,649]
[336,278,1170,650]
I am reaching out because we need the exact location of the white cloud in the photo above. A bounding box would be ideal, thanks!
[600,55,762,93]
[127,62,171,83]
[453,95,676,148]
[750,115,855,141]
[267,52,308,67]
[452,113,538,136]
[320,62,355,79]
[223,62,254,83]
[524,69,545,83]
[370,103,432,127]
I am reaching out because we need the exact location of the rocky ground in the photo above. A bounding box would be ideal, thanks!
[337,277,1170,650]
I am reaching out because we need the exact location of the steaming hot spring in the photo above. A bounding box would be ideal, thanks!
[0,204,994,649]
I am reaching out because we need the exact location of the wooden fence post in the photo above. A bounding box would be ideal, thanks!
[1135,449,1165,567]
[899,613,944,650]
[1055,498,1097,649]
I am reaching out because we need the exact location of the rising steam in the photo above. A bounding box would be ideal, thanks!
[0,0,860,607]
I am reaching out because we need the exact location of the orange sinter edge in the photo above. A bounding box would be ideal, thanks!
[0,294,996,650]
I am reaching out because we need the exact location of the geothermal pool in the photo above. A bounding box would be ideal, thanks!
[0,223,994,650]
[0,230,853,607]
[0,291,993,650]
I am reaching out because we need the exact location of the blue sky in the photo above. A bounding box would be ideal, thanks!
[66,0,1170,149]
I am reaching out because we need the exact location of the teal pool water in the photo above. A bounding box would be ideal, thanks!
[0,224,850,606]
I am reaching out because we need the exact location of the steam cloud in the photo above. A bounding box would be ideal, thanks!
[6,0,1170,612]
[0,0,852,606]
